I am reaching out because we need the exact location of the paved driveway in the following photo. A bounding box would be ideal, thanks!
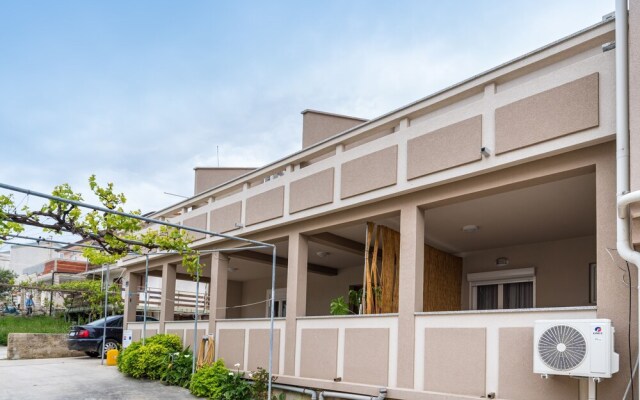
[0,356,195,400]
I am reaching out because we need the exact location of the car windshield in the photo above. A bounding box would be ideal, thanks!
[87,316,121,326]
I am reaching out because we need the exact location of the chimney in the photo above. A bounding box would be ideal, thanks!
[301,109,367,149]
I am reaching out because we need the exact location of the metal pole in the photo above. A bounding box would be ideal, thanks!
[100,263,109,365]
[268,247,276,400]
[192,256,200,375]
[0,181,267,247]
[143,255,149,345]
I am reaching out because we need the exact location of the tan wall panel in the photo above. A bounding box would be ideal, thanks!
[246,187,285,226]
[341,146,398,199]
[300,329,338,380]
[407,116,482,180]
[495,73,599,154]
[343,328,389,386]
[131,329,158,343]
[183,213,207,240]
[290,168,335,214]
[218,329,246,369]
[194,168,255,195]
[247,329,281,372]
[499,327,578,399]
[210,201,242,233]
[423,244,462,312]
[424,328,485,396]
[184,329,206,350]
[226,280,243,319]
[302,111,365,149]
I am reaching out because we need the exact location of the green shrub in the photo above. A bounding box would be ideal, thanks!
[190,359,232,399]
[117,340,142,373]
[161,347,194,388]
[117,334,183,379]
[218,369,251,400]
[128,343,169,379]
[145,333,182,353]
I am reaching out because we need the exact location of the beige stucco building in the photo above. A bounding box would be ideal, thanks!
[121,5,640,400]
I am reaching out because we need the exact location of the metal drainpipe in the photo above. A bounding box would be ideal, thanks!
[271,383,318,400]
[245,380,318,400]
[319,388,387,400]
[615,1,640,399]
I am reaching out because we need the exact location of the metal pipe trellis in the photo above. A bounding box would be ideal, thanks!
[0,181,277,392]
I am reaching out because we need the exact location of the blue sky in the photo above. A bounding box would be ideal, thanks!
[0,0,613,220]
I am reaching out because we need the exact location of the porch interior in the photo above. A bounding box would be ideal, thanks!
[147,170,596,320]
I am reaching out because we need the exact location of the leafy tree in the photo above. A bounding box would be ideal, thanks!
[0,175,201,275]
[52,279,123,320]
[0,267,17,301]
[0,267,16,287]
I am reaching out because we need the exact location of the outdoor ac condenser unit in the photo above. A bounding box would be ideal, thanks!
[533,319,619,378]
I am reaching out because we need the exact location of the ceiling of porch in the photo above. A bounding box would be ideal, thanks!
[172,171,595,282]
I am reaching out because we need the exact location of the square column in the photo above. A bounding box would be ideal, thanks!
[284,232,308,375]
[124,272,142,323]
[396,205,425,389]
[159,263,177,333]
[208,253,229,334]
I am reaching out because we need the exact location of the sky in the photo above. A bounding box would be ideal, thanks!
[0,0,614,237]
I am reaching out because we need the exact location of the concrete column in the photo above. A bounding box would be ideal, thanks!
[208,253,229,334]
[124,272,141,323]
[284,232,308,376]
[396,204,425,389]
[159,263,177,333]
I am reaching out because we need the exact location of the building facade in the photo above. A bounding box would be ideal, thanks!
[121,8,640,400]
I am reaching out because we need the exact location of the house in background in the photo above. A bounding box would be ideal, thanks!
[120,5,640,400]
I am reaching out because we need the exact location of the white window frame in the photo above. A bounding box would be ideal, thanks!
[467,267,536,310]
[266,288,287,317]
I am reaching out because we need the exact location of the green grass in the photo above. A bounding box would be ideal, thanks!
[0,316,72,346]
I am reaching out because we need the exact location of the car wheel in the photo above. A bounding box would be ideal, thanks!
[99,339,119,357]
[85,351,99,358]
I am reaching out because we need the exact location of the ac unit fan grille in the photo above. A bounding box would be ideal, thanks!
[538,325,587,371]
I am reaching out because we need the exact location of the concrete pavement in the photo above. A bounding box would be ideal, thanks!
[0,356,195,399]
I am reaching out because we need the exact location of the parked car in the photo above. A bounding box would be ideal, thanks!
[67,314,158,357]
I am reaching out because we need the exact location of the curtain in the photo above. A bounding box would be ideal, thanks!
[503,281,534,309]
[477,284,498,310]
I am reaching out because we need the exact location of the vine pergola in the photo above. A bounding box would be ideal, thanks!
[0,177,279,398]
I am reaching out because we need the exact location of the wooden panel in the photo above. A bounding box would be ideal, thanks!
[495,73,599,154]
[423,244,462,312]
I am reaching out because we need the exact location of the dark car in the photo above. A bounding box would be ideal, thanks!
[67,315,158,357]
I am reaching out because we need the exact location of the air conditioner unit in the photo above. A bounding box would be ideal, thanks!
[533,319,619,378]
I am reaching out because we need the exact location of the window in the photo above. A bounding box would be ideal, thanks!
[266,288,286,317]
[468,268,535,310]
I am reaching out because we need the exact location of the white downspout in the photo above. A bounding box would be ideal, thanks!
[616,1,640,400]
